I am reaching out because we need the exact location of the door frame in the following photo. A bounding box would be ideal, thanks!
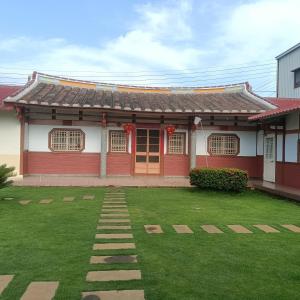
[263,133,276,182]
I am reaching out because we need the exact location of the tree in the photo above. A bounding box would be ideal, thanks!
[0,164,15,189]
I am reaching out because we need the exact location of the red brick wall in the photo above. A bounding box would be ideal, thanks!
[276,162,300,189]
[196,155,263,178]
[107,153,132,175]
[25,151,100,175]
[164,154,190,176]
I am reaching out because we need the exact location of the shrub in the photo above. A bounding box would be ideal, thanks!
[0,164,15,189]
[190,167,248,192]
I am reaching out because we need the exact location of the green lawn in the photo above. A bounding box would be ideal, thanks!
[0,187,299,299]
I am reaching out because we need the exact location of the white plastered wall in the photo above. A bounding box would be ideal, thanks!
[0,111,20,174]
[196,129,257,156]
[28,124,101,153]
[285,112,299,163]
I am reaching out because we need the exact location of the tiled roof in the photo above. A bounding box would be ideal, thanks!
[4,72,275,114]
[249,97,300,121]
[0,85,23,111]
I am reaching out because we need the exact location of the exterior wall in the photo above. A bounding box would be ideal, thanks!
[25,124,101,175]
[276,162,300,189]
[277,46,300,98]
[107,153,132,175]
[195,129,262,178]
[164,155,189,176]
[0,111,20,174]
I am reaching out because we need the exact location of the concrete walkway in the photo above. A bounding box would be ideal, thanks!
[13,175,191,187]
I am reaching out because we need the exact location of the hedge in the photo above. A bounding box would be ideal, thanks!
[189,167,248,192]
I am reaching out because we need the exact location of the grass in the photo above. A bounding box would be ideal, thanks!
[0,186,299,299]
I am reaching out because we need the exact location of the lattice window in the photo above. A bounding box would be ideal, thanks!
[208,134,239,156]
[110,130,127,152]
[168,133,185,154]
[50,129,84,152]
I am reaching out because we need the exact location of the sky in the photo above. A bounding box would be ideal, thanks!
[0,0,300,95]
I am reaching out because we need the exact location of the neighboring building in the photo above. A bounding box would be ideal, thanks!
[249,98,300,189]
[277,42,300,98]
[3,72,275,178]
[0,85,22,175]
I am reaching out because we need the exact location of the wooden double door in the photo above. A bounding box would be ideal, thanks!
[135,129,160,174]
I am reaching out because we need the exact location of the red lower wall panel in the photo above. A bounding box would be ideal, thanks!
[107,153,132,175]
[196,155,263,178]
[164,155,189,176]
[276,162,300,189]
[25,151,100,175]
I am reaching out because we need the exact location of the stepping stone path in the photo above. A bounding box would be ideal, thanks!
[82,188,145,299]
[254,225,279,233]
[95,233,133,239]
[20,281,59,300]
[144,225,163,234]
[281,224,300,233]
[82,290,145,300]
[227,225,252,233]
[97,225,132,230]
[83,195,95,200]
[39,199,53,204]
[19,200,31,205]
[63,196,75,202]
[90,255,138,264]
[201,225,223,234]
[172,225,193,234]
[0,275,14,296]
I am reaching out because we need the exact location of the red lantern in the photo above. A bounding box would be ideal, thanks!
[166,125,176,136]
[122,123,134,135]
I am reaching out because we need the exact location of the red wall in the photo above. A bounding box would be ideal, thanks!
[164,155,189,176]
[276,162,300,189]
[196,155,263,178]
[25,151,100,175]
[107,153,132,175]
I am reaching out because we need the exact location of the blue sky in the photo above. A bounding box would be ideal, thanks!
[0,0,300,95]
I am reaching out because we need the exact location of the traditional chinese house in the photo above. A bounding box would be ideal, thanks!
[2,72,276,178]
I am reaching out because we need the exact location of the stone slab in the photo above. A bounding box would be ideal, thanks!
[101,213,129,218]
[201,225,224,234]
[104,201,126,203]
[95,233,133,239]
[104,197,125,199]
[99,219,130,223]
[103,205,127,208]
[172,225,193,234]
[97,225,132,230]
[93,243,136,250]
[105,193,125,195]
[144,225,163,234]
[39,199,53,204]
[0,275,14,296]
[86,270,141,282]
[281,224,300,233]
[90,255,138,264]
[83,195,95,200]
[20,282,59,300]
[63,197,75,202]
[102,209,128,212]
[19,200,31,205]
[228,225,252,233]
[82,290,145,300]
[253,225,280,233]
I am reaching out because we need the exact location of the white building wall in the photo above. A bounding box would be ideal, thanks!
[285,133,298,162]
[286,112,299,130]
[28,124,101,153]
[276,134,283,162]
[0,111,20,174]
[196,130,257,156]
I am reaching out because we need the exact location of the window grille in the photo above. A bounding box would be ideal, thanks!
[168,133,185,154]
[208,134,239,156]
[50,129,84,152]
[110,131,127,152]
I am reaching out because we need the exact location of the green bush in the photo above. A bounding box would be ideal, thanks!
[190,167,248,192]
[0,164,15,189]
